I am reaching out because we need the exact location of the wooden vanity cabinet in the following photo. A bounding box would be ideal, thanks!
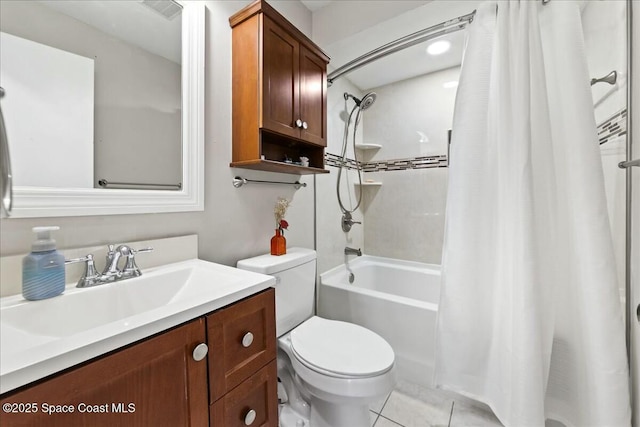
[210,361,277,427]
[0,288,278,427]
[0,319,209,427]
[230,0,330,175]
[208,288,278,426]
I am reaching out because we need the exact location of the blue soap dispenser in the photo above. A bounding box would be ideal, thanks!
[22,226,66,301]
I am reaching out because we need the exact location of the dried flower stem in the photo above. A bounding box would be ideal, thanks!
[274,197,291,227]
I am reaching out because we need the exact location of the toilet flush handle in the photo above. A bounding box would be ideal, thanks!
[242,332,254,348]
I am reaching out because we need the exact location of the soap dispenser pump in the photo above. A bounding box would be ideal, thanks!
[22,226,66,300]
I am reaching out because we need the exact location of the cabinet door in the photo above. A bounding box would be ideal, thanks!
[210,360,278,427]
[299,44,327,146]
[0,319,208,427]
[262,16,300,140]
[207,288,276,403]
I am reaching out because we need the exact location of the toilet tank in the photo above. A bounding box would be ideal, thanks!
[237,248,316,337]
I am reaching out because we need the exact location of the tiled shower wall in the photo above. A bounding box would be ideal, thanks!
[318,67,459,269]
[359,67,459,264]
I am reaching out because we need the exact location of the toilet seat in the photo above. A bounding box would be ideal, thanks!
[290,317,394,379]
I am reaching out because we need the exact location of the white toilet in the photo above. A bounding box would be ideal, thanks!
[237,248,395,427]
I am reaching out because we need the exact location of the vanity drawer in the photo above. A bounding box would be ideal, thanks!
[206,288,276,403]
[210,360,278,427]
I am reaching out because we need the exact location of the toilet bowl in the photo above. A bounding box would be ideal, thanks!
[237,248,396,427]
[279,316,395,427]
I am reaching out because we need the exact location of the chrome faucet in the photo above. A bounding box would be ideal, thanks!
[68,244,153,288]
[101,244,123,282]
[344,247,362,257]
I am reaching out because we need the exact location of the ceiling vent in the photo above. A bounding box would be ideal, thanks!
[140,0,182,20]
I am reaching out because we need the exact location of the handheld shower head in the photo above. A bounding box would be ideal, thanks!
[344,92,377,110]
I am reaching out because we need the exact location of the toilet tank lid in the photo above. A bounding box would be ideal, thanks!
[237,247,316,274]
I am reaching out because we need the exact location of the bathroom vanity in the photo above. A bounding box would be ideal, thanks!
[0,260,278,427]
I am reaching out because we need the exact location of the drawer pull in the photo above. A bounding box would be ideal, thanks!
[295,119,303,128]
[242,332,254,348]
[244,409,257,425]
[302,121,308,130]
[192,343,208,361]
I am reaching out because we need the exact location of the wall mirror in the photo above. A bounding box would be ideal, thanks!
[0,0,204,218]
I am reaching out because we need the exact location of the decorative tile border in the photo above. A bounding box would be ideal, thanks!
[324,109,624,170]
[598,108,627,145]
[325,152,359,169]
[362,155,448,172]
[325,152,448,172]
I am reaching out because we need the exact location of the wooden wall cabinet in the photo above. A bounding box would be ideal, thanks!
[0,289,277,427]
[230,0,330,175]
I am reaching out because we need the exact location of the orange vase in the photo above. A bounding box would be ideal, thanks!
[270,228,286,256]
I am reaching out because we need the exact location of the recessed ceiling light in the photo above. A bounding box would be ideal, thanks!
[443,80,459,89]
[426,40,451,56]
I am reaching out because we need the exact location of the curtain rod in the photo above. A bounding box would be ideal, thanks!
[327,0,556,86]
[327,11,476,86]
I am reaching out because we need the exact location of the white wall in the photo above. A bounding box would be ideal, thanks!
[0,0,316,296]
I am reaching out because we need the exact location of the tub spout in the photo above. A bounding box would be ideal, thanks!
[345,247,362,256]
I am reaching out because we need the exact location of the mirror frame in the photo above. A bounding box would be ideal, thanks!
[8,1,204,218]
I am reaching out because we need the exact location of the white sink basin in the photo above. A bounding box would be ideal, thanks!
[0,259,275,394]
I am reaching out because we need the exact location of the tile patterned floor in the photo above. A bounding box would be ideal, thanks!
[369,381,504,427]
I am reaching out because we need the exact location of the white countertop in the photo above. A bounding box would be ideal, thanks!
[0,259,275,394]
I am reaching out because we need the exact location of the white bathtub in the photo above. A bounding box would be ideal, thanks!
[318,255,440,388]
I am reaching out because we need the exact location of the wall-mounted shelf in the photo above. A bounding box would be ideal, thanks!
[355,143,382,150]
[355,181,382,187]
[230,159,328,175]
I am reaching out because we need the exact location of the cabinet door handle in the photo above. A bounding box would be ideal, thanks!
[242,332,254,348]
[302,121,308,130]
[295,119,303,128]
[244,409,257,425]
[192,343,208,361]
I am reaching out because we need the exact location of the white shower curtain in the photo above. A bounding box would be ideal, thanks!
[434,1,630,426]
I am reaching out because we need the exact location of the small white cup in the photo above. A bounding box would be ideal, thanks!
[300,157,309,167]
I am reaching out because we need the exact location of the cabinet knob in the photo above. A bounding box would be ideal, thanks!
[244,409,257,425]
[295,119,303,128]
[242,332,254,348]
[302,121,308,130]
[192,343,208,361]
